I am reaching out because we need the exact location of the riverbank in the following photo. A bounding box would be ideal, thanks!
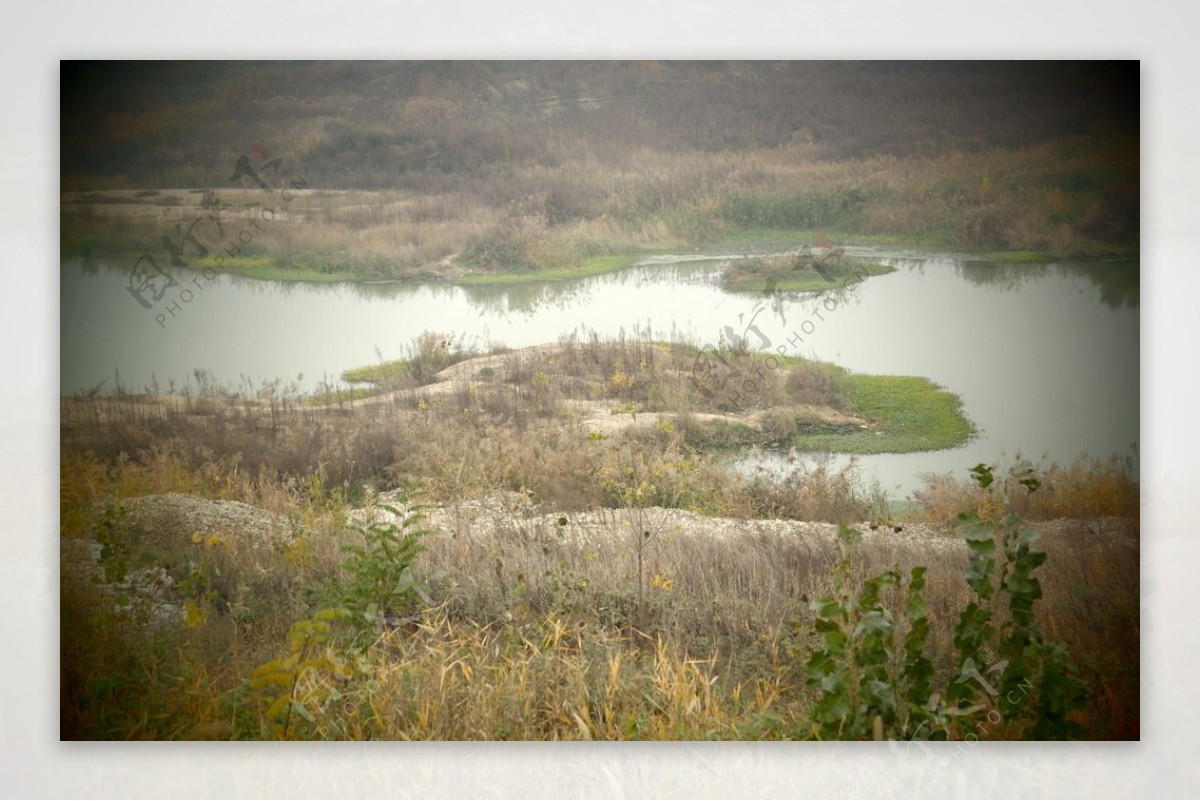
[58,190,900,290]
[60,120,1139,289]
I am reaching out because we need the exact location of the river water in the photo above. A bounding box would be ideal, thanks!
[61,250,1139,497]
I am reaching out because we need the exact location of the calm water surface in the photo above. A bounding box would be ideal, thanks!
[61,251,1139,497]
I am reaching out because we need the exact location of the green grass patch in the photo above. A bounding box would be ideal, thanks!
[674,350,973,456]
[790,373,975,454]
[192,254,361,283]
[341,360,412,385]
[62,247,365,284]
[298,386,379,406]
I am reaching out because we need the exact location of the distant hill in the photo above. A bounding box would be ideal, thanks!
[61,61,1138,190]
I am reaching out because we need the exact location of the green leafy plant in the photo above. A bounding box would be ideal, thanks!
[250,607,356,739]
[801,464,1089,740]
[93,501,134,584]
[325,484,430,635]
[945,463,1088,739]
[801,525,934,740]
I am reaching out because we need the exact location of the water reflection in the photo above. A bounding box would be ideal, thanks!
[956,259,1139,310]
[459,278,594,317]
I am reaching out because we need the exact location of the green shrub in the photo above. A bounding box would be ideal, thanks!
[800,525,934,739]
[800,466,1089,740]
[323,484,430,636]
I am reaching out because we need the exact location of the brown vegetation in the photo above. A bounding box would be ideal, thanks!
[60,440,1138,740]
[60,332,1138,740]
[60,62,1139,281]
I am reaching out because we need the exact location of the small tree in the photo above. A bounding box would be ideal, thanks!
[326,482,431,637]
[801,464,1089,740]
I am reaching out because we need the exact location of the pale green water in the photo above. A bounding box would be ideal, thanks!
[61,251,1139,497]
